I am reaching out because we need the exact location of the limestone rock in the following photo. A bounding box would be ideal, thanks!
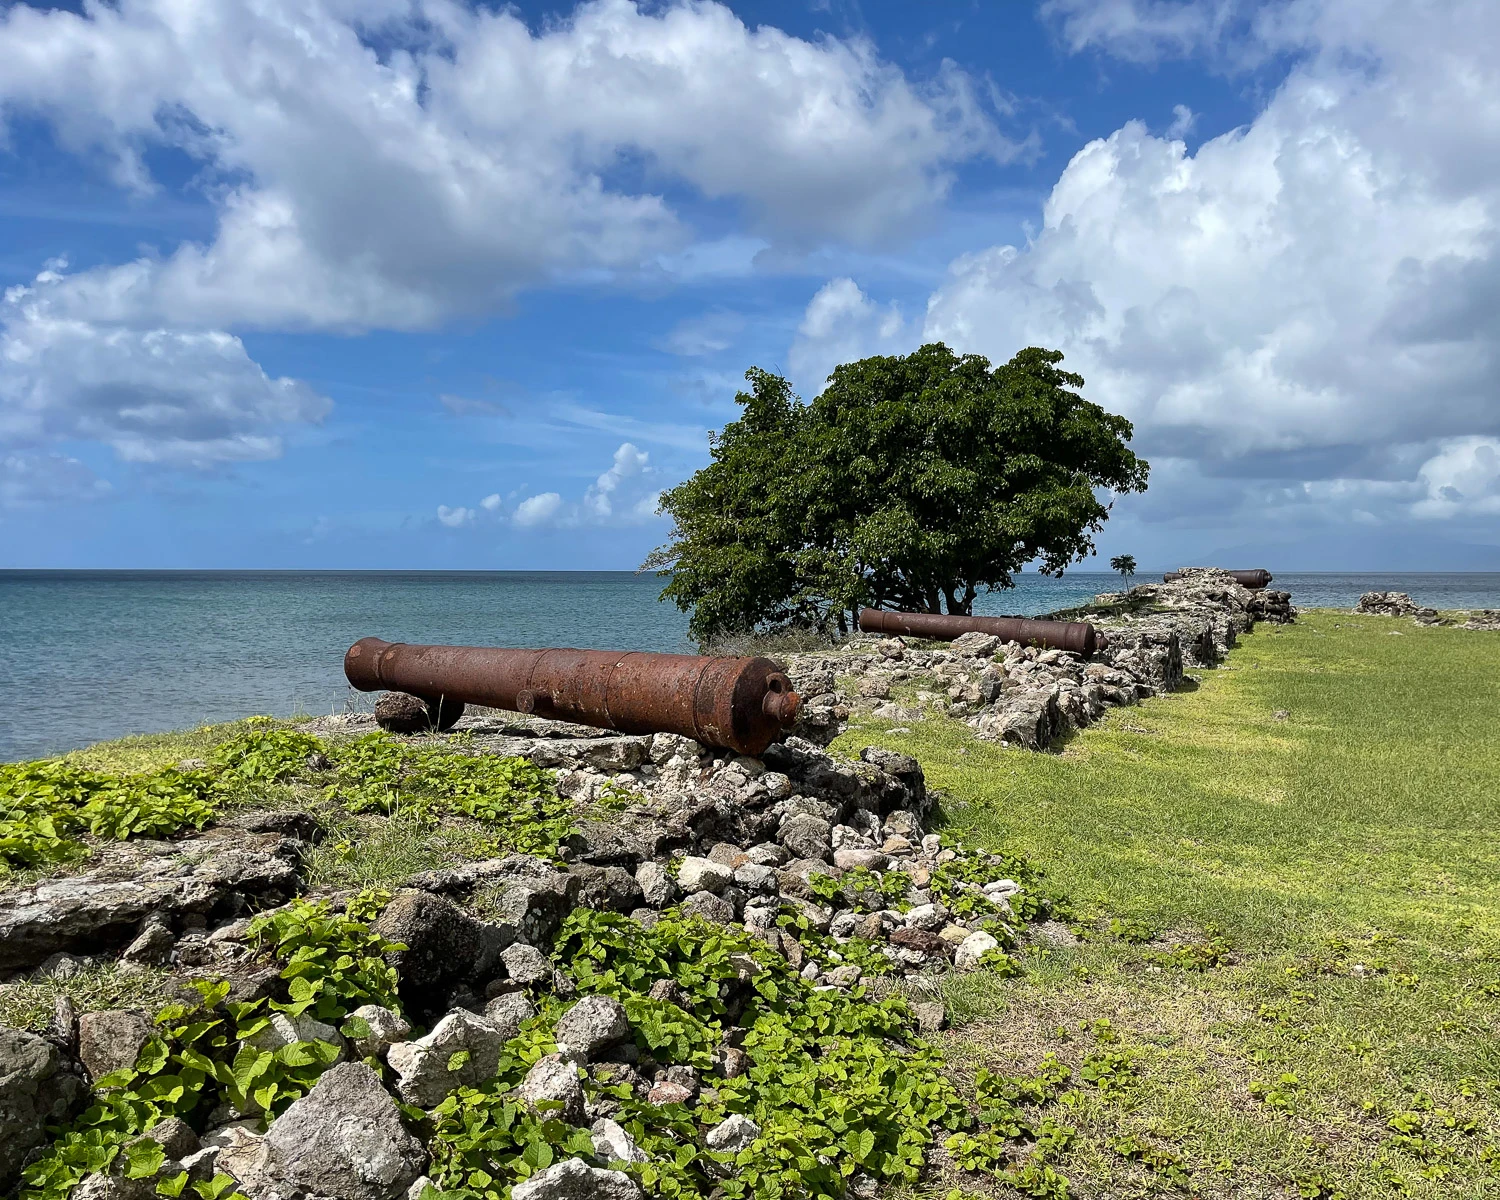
[634,861,677,908]
[554,995,629,1059]
[371,891,508,1019]
[482,992,536,1041]
[499,943,552,986]
[591,1117,649,1164]
[518,1055,584,1123]
[259,1061,427,1200]
[344,1005,411,1060]
[510,1158,642,1200]
[954,930,1000,970]
[0,1028,86,1191]
[0,831,300,971]
[387,1011,505,1108]
[777,813,832,861]
[78,1009,154,1080]
[676,857,733,895]
[706,1113,760,1154]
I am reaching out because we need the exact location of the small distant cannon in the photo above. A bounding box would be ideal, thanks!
[1163,569,1273,590]
[858,608,1104,656]
[344,638,802,757]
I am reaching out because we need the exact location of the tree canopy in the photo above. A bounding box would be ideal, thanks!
[645,342,1149,643]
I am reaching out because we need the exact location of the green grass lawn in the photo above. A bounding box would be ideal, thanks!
[836,611,1500,1199]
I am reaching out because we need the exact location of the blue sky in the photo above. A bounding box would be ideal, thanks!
[1,0,1498,571]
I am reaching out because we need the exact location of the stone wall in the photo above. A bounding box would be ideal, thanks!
[783,567,1295,751]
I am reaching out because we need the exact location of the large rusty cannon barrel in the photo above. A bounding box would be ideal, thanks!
[858,608,1103,656]
[344,638,802,757]
[1163,568,1273,589]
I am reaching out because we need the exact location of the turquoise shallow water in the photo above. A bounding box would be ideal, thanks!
[3,569,1498,762]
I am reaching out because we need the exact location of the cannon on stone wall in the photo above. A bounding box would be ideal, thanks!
[1163,568,1273,589]
[858,608,1104,655]
[344,638,802,756]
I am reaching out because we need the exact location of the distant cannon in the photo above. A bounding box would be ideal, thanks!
[344,638,802,757]
[1163,569,1273,589]
[858,608,1104,656]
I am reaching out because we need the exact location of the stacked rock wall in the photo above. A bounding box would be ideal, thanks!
[783,567,1294,751]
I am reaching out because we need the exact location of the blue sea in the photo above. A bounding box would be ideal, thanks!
[3,570,1499,763]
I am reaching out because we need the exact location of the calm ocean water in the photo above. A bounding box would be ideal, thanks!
[3,569,1499,763]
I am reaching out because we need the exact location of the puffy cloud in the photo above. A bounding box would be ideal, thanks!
[513,492,565,528]
[903,0,1500,527]
[0,0,1012,334]
[1,265,330,470]
[788,278,909,393]
[436,505,475,527]
[1414,437,1500,519]
[1166,104,1196,139]
[480,493,503,512]
[583,442,654,519]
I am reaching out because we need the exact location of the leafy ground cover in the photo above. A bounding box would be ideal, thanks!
[836,611,1500,1198]
[0,722,570,884]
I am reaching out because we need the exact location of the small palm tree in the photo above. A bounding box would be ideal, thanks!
[1110,554,1137,582]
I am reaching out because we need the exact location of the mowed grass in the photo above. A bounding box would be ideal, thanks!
[836,612,1500,1199]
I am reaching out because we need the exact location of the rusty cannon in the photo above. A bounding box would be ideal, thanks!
[858,608,1104,656]
[1163,568,1273,589]
[343,638,802,757]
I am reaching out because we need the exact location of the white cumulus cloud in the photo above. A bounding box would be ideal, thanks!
[436,505,475,527]
[0,0,1013,335]
[513,492,565,528]
[1,265,330,470]
[1414,437,1500,519]
[788,278,909,394]
[878,0,1500,528]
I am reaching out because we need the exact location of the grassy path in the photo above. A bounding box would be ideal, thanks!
[836,612,1500,1199]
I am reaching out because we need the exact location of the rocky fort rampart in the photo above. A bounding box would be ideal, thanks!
[0,569,1296,1200]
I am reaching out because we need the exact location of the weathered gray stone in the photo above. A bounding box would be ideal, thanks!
[259,1061,427,1200]
[0,831,300,971]
[676,856,733,894]
[482,991,535,1041]
[517,1055,584,1123]
[344,1005,411,1060]
[0,1028,85,1191]
[371,891,508,1018]
[143,1116,201,1161]
[244,1012,346,1060]
[706,1113,760,1154]
[634,861,677,908]
[678,891,734,925]
[554,995,629,1059]
[510,1158,642,1200]
[78,1009,153,1080]
[591,1117,650,1164]
[912,1001,947,1034]
[954,930,1000,970]
[387,1011,505,1108]
[777,813,832,861]
[499,943,552,986]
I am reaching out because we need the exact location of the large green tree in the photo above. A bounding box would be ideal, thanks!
[645,343,1149,642]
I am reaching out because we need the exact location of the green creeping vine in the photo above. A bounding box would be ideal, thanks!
[0,759,220,869]
[1,723,572,872]
[944,1056,1079,1199]
[426,909,969,1200]
[323,732,568,855]
[20,891,403,1200]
